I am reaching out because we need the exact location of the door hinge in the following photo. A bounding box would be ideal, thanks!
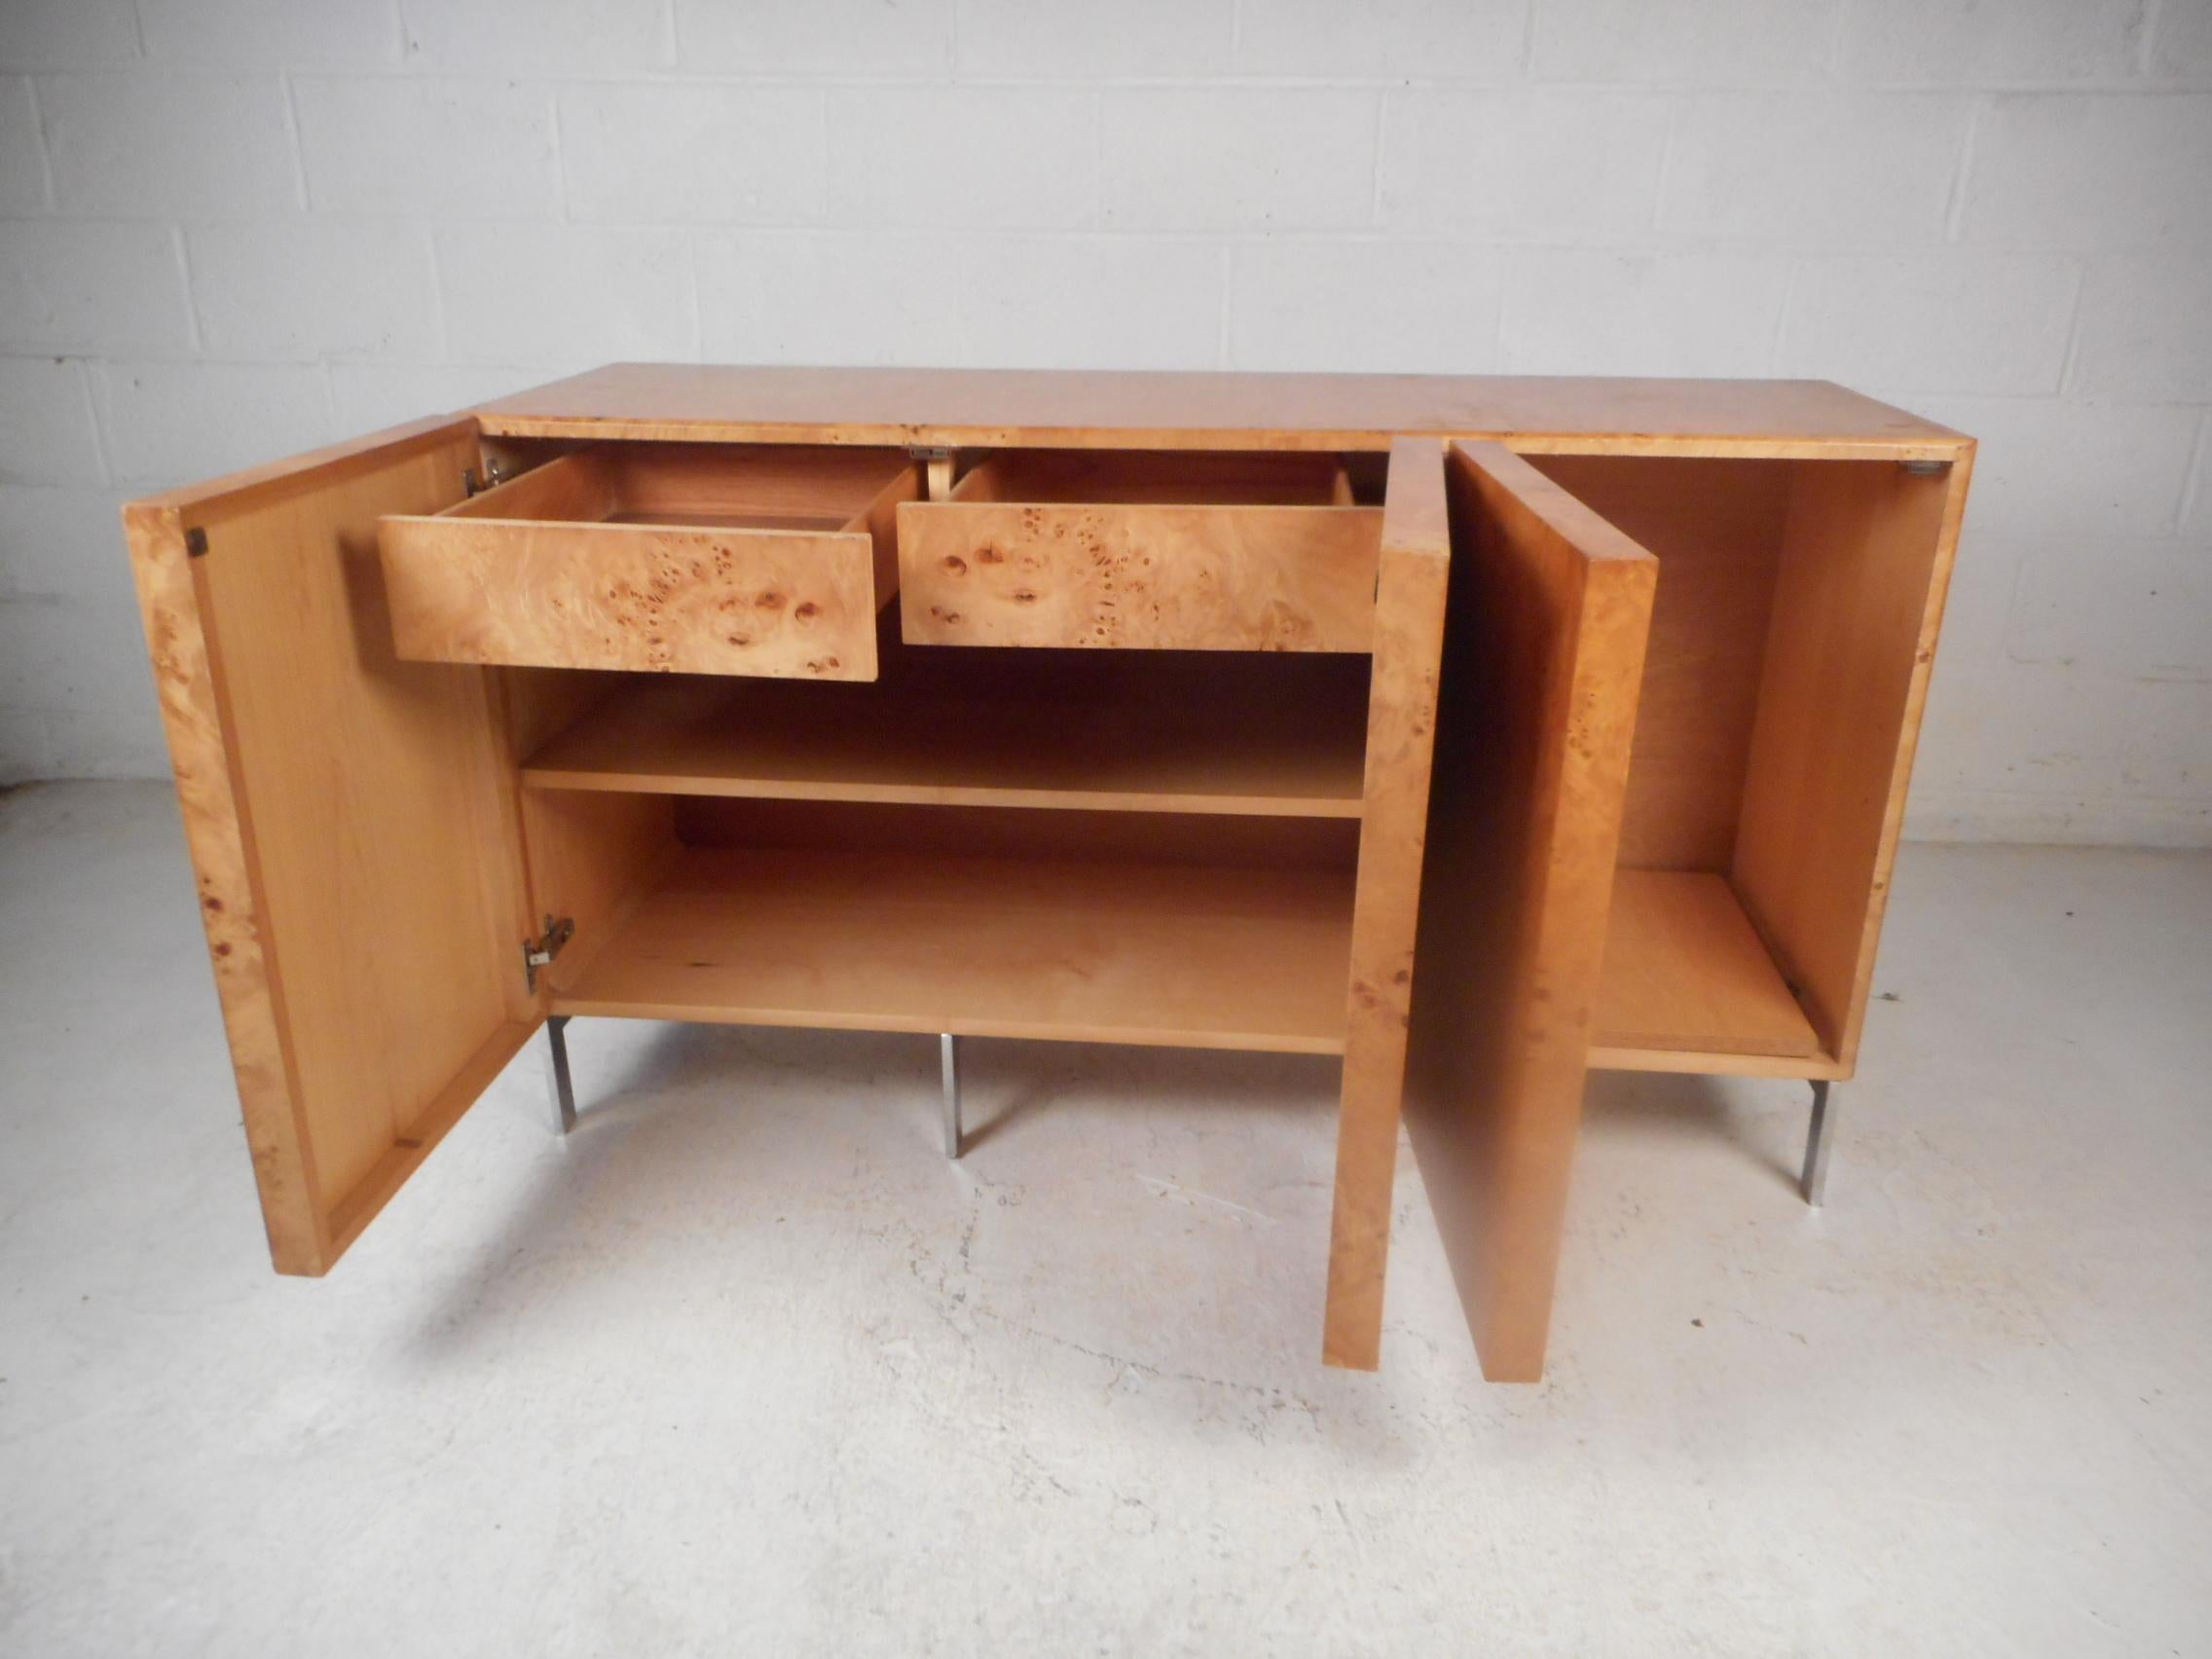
[184,527,209,557]
[463,459,511,497]
[522,914,574,992]
[1899,459,1949,477]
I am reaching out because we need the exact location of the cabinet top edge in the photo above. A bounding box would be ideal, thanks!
[469,364,1973,460]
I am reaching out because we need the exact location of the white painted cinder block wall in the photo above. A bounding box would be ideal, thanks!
[1,0,2207,842]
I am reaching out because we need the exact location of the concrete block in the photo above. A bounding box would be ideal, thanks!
[1100,89,1377,231]
[1962,93,2212,250]
[1377,90,1668,238]
[187,221,439,360]
[2151,1,2212,76]
[959,0,1232,76]
[1663,92,1971,246]
[40,71,299,216]
[91,361,335,489]
[1235,0,1521,79]
[139,0,402,65]
[0,599,166,777]
[1229,240,1501,372]
[676,0,949,74]
[560,84,826,225]
[0,221,195,357]
[328,362,551,435]
[0,1,139,68]
[2010,537,2212,682]
[1915,395,2199,540]
[828,87,1094,230]
[2185,421,2212,538]
[2067,256,2212,402]
[400,0,671,71]
[697,232,1221,369]
[1497,249,1788,376]
[1837,0,2145,83]
[295,75,558,218]
[1775,253,2081,396]
[1531,0,1839,84]
[0,76,47,209]
[0,484,134,605]
[436,224,696,365]
[0,357,104,486]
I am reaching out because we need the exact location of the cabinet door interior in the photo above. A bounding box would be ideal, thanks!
[1403,439,1659,1383]
[125,418,541,1274]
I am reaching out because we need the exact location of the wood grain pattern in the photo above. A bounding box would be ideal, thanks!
[1403,440,1657,1383]
[553,846,1356,1054]
[1526,455,1794,871]
[492,667,681,996]
[380,444,919,680]
[521,671,1368,818]
[899,452,1382,652]
[1323,438,1453,1370]
[1731,455,1968,1070]
[383,518,885,678]
[473,363,1971,459]
[124,418,539,1274]
[1590,870,1822,1061]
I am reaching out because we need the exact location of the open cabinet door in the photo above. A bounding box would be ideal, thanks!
[124,418,541,1275]
[1406,440,1657,1382]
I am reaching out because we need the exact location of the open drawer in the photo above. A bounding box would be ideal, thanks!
[897,450,1382,652]
[379,443,920,679]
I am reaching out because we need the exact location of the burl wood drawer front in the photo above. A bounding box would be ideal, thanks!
[379,443,918,679]
[897,452,1383,652]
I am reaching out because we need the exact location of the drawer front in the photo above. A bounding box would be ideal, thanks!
[380,519,883,679]
[897,500,1382,652]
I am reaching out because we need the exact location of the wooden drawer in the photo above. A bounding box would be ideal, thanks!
[379,443,919,679]
[896,451,1383,652]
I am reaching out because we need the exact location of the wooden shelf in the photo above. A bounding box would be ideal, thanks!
[553,846,1356,1054]
[1589,869,1828,1074]
[522,673,1368,819]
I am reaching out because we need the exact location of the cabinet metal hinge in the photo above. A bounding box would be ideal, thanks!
[906,445,954,462]
[1899,459,1949,477]
[463,459,511,497]
[522,914,574,992]
[184,527,209,558]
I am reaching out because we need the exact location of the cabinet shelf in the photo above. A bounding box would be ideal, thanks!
[1590,869,1829,1075]
[521,666,1369,819]
[552,845,1356,1054]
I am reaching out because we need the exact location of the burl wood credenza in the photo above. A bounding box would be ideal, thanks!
[123,365,1973,1382]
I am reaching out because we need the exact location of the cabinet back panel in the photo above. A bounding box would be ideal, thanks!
[1528,456,1791,872]
[675,796,1358,871]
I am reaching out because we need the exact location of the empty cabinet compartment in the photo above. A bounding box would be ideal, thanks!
[897,451,1382,652]
[379,443,920,679]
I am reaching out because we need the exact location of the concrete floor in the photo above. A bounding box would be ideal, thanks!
[0,782,2207,1656]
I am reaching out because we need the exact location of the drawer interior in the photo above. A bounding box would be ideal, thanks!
[444,442,910,535]
[945,449,1358,507]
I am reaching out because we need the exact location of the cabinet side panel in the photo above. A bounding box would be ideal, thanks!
[1323,439,1452,1371]
[1404,442,1655,1382]
[1732,456,1968,1067]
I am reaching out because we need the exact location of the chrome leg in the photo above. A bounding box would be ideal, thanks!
[544,1014,577,1135]
[940,1033,962,1160]
[1801,1079,1835,1207]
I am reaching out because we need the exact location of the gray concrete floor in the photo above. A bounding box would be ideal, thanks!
[1,781,2207,1656]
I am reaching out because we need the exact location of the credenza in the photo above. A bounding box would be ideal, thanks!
[123,365,1974,1381]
